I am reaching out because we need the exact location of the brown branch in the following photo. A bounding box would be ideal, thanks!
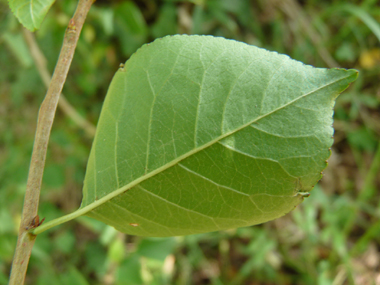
[9,0,95,284]
[23,29,96,138]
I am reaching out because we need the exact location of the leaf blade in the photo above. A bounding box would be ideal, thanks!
[8,0,55,31]
[81,35,358,236]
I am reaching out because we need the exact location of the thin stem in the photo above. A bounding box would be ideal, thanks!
[32,207,86,235]
[23,28,96,138]
[9,1,94,284]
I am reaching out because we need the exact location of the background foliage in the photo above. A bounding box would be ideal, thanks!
[0,0,379,284]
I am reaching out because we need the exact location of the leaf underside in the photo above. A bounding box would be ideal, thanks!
[80,35,358,237]
[8,0,55,31]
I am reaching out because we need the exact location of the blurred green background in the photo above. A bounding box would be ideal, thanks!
[1,0,380,284]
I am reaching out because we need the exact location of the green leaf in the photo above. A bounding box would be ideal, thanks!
[8,0,55,31]
[36,35,358,237]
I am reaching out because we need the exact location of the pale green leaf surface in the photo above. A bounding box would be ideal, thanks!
[80,35,358,237]
[8,0,55,31]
